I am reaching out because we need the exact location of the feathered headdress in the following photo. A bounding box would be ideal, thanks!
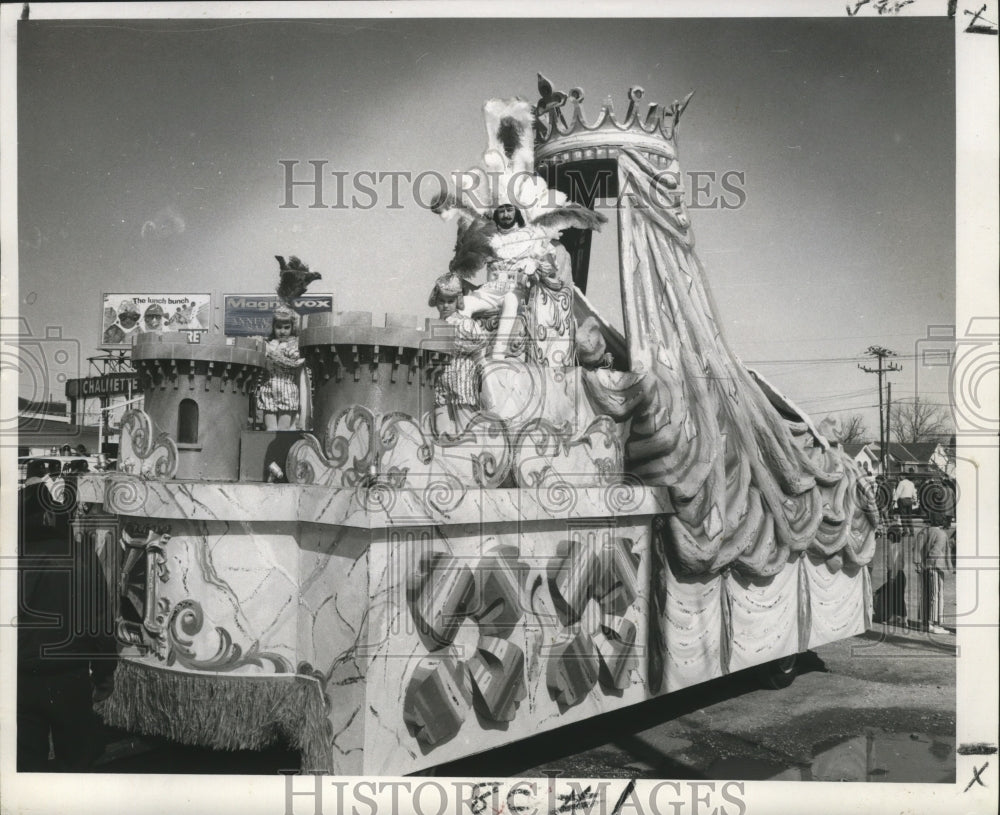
[432,97,606,278]
[275,255,322,304]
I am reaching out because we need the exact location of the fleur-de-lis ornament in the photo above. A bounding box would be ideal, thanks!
[535,73,568,131]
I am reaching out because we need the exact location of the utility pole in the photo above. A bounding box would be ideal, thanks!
[859,346,902,474]
[886,381,892,472]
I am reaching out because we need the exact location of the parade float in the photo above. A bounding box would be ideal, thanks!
[79,76,877,775]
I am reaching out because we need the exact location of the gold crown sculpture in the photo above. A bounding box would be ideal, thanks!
[533,73,694,170]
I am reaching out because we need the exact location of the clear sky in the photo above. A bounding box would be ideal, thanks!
[15,15,955,439]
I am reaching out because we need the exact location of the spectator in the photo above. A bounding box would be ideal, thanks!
[893,470,917,535]
[17,482,117,771]
[873,513,908,626]
[886,514,903,544]
[914,513,955,635]
[63,459,90,475]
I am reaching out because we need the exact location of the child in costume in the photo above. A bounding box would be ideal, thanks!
[428,273,489,414]
[257,306,306,430]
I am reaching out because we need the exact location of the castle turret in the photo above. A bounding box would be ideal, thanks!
[130,332,266,480]
[299,311,453,433]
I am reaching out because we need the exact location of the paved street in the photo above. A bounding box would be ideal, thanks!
[440,622,956,782]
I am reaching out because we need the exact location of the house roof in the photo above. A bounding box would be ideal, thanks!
[18,396,67,416]
[886,441,942,463]
[18,416,99,451]
[841,443,876,458]
[869,442,948,474]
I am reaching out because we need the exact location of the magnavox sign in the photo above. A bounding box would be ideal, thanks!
[223,294,334,337]
[65,373,139,399]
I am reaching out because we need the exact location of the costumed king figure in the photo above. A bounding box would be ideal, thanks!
[431,97,605,362]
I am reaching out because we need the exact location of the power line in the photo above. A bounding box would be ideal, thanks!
[741,331,946,343]
[747,353,922,365]
[798,388,877,405]
[816,404,881,415]
[858,346,903,473]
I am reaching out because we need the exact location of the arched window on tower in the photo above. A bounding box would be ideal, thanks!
[177,399,199,444]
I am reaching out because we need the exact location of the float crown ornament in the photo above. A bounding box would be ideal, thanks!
[533,72,694,170]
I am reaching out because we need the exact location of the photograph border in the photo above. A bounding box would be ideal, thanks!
[1,3,996,814]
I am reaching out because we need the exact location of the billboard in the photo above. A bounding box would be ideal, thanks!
[101,293,211,347]
[223,294,334,337]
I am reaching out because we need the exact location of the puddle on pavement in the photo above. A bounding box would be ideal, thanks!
[709,730,955,782]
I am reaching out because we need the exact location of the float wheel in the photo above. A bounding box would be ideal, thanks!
[757,654,798,689]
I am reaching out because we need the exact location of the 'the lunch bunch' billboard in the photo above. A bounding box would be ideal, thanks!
[101,293,211,347]
[223,294,334,337]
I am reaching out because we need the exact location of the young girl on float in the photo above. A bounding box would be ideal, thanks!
[428,272,490,404]
[256,305,306,430]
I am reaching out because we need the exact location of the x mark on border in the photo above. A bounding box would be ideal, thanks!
[964,761,989,792]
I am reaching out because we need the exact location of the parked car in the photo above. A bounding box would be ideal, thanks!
[18,455,94,489]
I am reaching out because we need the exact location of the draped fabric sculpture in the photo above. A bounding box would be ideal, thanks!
[579,147,877,579]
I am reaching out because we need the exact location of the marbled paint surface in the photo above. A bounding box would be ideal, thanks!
[296,524,371,773]
[122,521,300,673]
[101,477,868,775]
[112,516,372,773]
[362,519,655,775]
